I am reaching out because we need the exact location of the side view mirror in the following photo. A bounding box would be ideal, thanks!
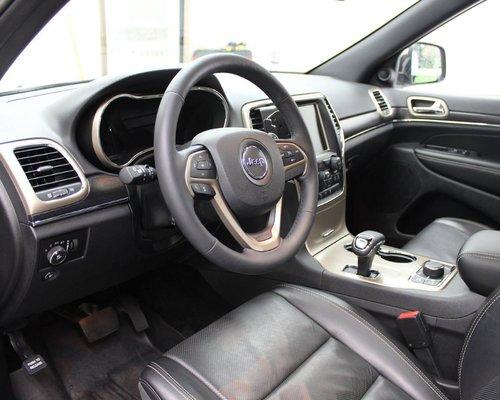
[395,42,446,87]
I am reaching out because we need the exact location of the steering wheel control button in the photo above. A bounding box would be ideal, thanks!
[190,151,216,179]
[191,183,215,197]
[241,145,269,180]
[47,245,67,266]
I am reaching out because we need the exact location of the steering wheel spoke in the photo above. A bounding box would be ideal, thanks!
[211,190,283,252]
[276,140,308,180]
[185,147,282,251]
[184,148,218,197]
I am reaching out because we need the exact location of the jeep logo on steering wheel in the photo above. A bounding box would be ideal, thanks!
[241,145,269,180]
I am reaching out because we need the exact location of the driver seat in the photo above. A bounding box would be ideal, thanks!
[139,285,500,400]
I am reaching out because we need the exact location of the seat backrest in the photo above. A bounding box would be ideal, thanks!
[459,287,500,400]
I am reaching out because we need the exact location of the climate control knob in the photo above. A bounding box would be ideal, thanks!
[47,245,67,266]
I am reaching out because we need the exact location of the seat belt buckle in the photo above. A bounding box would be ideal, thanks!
[397,310,430,349]
[397,310,442,377]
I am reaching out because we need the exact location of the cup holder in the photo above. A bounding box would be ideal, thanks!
[377,250,416,263]
[344,244,416,263]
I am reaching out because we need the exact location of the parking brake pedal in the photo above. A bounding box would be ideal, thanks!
[7,331,47,375]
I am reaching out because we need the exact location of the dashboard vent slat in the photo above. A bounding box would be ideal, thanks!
[371,89,392,116]
[249,108,264,130]
[14,145,81,194]
[323,98,342,133]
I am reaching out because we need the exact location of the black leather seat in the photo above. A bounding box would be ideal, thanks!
[140,285,452,400]
[403,218,490,263]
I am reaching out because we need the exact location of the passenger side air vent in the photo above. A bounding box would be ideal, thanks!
[323,98,342,133]
[249,108,264,130]
[14,145,82,201]
[370,89,392,116]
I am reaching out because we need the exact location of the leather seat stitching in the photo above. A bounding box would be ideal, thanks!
[139,378,163,400]
[277,284,448,400]
[147,364,196,400]
[165,355,229,400]
[457,290,500,399]
[151,362,198,400]
[457,252,500,262]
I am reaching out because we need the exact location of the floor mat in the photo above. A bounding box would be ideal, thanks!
[41,317,161,400]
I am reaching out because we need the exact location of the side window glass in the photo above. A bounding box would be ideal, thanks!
[397,1,500,95]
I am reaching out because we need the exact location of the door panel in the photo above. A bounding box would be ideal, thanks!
[347,117,500,247]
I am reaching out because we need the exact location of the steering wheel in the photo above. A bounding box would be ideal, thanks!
[154,54,318,274]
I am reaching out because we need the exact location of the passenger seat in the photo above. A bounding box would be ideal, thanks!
[403,217,490,263]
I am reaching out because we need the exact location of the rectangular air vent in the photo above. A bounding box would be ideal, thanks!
[14,145,82,201]
[370,89,392,116]
[249,108,264,130]
[323,98,342,133]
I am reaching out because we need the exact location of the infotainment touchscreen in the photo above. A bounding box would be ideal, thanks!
[259,101,327,154]
[298,104,325,154]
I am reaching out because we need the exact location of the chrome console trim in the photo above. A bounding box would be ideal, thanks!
[91,86,229,170]
[0,138,89,215]
[394,118,500,128]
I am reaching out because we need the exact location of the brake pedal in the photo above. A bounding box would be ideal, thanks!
[77,305,119,343]
[7,331,47,375]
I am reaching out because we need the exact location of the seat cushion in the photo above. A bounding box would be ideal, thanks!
[139,285,449,400]
[403,218,490,263]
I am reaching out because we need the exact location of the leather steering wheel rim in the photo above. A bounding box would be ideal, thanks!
[154,53,318,274]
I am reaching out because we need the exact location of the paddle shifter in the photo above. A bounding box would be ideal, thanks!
[351,231,386,277]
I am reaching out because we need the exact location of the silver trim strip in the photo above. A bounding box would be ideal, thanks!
[91,86,229,170]
[394,118,500,128]
[345,122,393,142]
[29,197,129,227]
[0,139,89,215]
[345,118,500,143]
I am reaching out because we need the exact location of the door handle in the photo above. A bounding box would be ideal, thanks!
[408,96,448,118]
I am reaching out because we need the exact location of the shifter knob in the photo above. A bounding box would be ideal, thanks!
[352,231,385,277]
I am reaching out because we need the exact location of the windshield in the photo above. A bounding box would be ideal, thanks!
[0,0,418,93]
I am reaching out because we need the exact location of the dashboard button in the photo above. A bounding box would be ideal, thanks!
[191,183,215,197]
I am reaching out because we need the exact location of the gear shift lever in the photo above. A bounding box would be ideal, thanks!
[351,231,385,277]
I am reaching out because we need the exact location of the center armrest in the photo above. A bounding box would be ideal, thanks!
[458,230,500,296]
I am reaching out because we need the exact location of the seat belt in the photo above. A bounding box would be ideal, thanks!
[397,310,441,377]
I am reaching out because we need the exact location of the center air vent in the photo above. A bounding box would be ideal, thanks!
[249,108,264,130]
[14,145,82,201]
[323,98,342,134]
[370,89,392,116]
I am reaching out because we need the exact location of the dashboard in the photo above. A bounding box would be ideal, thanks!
[0,67,391,326]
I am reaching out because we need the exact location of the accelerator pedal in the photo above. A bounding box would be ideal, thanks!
[118,295,149,333]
